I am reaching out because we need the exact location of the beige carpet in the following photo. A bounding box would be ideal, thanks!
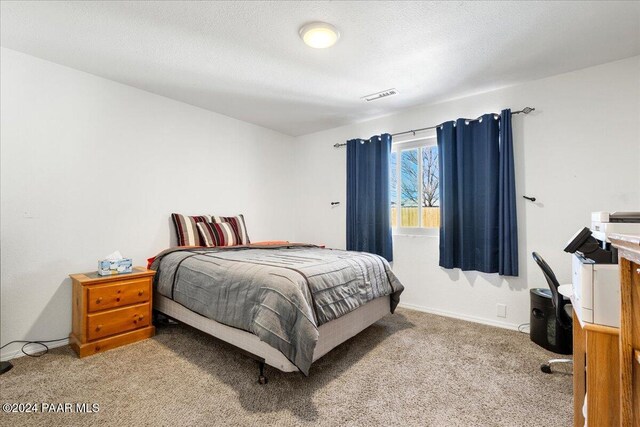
[0,308,572,426]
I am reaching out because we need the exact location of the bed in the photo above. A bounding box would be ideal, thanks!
[150,243,403,382]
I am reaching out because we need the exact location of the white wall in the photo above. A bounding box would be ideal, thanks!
[0,48,296,358]
[2,47,638,361]
[293,56,640,329]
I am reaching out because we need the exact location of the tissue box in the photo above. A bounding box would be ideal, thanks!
[98,258,133,276]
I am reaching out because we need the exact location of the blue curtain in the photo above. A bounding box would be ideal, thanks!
[498,109,519,276]
[346,134,393,262]
[437,110,518,276]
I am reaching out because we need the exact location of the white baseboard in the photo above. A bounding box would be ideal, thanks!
[397,302,520,331]
[1,339,69,361]
[0,305,519,360]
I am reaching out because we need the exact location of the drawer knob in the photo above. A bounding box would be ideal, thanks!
[117,290,121,294]
[96,324,102,331]
[116,298,121,302]
[138,290,144,296]
[138,315,144,321]
[96,297,103,304]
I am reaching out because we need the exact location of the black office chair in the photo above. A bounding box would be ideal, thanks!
[532,252,573,374]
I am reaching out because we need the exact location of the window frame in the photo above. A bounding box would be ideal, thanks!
[391,132,439,237]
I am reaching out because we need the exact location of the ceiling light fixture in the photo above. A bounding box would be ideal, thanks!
[299,22,340,49]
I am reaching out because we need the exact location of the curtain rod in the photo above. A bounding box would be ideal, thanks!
[333,107,535,148]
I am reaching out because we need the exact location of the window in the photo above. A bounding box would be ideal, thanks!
[390,135,440,234]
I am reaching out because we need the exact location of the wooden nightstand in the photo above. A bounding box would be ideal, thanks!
[69,266,155,357]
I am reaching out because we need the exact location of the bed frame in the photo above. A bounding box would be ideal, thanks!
[153,293,391,383]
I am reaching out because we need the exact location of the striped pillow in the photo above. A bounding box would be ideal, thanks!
[171,214,211,247]
[211,214,250,245]
[196,222,241,247]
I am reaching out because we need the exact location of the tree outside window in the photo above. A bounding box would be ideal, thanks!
[390,141,440,229]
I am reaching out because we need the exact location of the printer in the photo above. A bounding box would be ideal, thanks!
[591,211,640,242]
[564,212,640,327]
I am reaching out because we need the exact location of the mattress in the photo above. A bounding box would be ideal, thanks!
[151,244,403,374]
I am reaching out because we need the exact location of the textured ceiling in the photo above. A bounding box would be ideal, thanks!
[1,1,639,136]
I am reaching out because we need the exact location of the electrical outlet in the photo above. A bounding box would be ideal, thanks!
[497,304,507,318]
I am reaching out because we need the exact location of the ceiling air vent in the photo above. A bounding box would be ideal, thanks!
[361,88,398,102]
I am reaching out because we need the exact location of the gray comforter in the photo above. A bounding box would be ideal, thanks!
[151,244,403,375]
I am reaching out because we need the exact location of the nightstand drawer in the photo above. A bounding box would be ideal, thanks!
[87,303,150,341]
[88,279,150,313]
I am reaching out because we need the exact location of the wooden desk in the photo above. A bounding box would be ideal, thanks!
[572,314,620,426]
[575,234,640,427]
[610,234,640,427]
